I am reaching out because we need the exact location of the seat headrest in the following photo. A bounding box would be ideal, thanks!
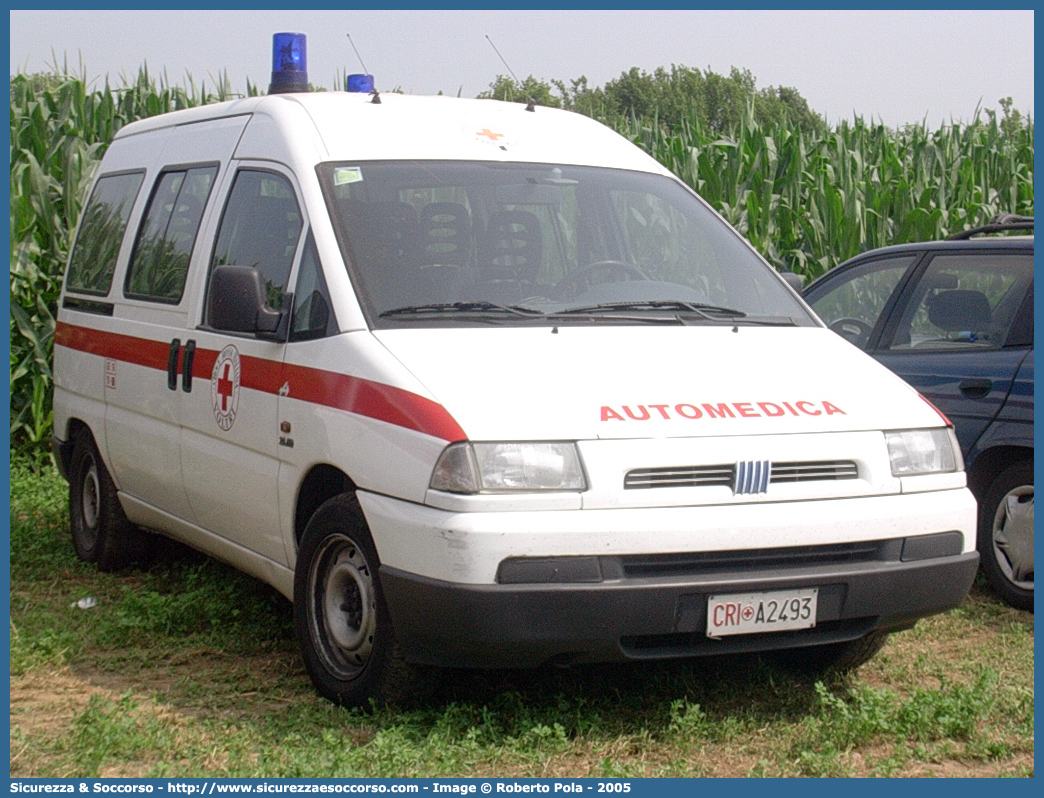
[479,210,542,280]
[417,202,472,265]
[927,289,992,332]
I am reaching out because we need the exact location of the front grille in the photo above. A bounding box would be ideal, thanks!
[624,460,858,490]
[624,465,733,489]
[618,539,901,579]
[771,460,858,482]
[495,534,960,585]
[619,618,880,659]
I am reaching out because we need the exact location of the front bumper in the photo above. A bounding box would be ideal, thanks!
[360,487,979,668]
[359,488,978,584]
[381,547,979,668]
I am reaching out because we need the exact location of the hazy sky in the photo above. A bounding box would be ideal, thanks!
[9,9,1035,127]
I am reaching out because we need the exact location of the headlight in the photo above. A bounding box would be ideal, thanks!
[885,428,962,476]
[430,442,587,494]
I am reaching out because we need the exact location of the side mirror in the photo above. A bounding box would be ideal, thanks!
[207,265,289,341]
[780,271,805,293]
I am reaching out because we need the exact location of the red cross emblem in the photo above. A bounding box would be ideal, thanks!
[741,605,754,621]
[217,363,234,411]
[211,345,241,431]
[476,128,504,141]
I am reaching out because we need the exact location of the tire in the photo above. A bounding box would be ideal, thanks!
[68,428,148,571]
[978,462,1034,612]
[293,493,409,708]
[772,630,890,676]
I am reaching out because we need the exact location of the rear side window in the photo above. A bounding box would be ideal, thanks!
[886,253,1034,351]
[208,169,303,316]
[65,171,145,296]
[125,165,217,303]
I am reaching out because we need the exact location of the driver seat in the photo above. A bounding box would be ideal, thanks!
[467,211,544,303]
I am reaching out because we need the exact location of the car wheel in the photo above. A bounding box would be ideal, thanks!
[68,428,148,571]
[294,493,409,707]
[978,462,1033,612]
[772,630,890,675]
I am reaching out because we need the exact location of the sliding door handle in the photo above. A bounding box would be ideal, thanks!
[167,339,181,390]
[182,340,196,393]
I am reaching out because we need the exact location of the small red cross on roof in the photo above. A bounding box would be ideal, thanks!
[476,128,504,141]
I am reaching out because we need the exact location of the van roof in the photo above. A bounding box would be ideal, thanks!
[114,92,668,173]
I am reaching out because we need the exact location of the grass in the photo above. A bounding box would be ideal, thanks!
[8,460,1035,778]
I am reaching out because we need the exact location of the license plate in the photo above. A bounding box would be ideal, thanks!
[706,587,818,638]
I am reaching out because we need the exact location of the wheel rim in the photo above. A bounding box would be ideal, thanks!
[308,533,377,679]
[80,455,101,548]
[992,484,1034,590]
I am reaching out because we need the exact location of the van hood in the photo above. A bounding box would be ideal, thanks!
[373,326,942,441]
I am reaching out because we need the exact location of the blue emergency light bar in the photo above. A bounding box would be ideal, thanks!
[347,74,375,93]
[269,32,308,94]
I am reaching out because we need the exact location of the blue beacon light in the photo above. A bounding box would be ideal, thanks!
[347,74,375,93]
[269,32,308,94]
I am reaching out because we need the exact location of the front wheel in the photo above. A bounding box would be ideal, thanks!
[978,462,1034,612]
[293,493,408,707]
[772,630,890,676]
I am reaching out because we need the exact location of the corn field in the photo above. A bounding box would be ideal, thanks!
[10,69,243,463]
[622,112,1033,276]
[9,69,1035,463]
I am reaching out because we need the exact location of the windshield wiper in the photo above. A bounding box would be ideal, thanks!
[379,301,685,326]
[560,300,747,320]
[558,301,799,326]
[379,301,546,319]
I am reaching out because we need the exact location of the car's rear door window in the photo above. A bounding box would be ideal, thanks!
[884,253,1034,351]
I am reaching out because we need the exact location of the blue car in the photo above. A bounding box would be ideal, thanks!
[804,216,1033,611]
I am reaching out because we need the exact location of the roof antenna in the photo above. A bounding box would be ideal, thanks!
[485,34,535,111]
[346,33,380,104]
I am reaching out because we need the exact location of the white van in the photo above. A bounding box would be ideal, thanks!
[52,52,978,706]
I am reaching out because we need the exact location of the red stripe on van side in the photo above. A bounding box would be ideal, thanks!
[191,351,466,441]
[188,348,286,396]
[54,322,171,371]
[55,321,468,442]
[279,361,468,443]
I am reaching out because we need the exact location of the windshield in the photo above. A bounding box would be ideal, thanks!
[317,161,814,328]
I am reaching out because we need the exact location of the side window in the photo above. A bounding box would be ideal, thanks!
[885,253,1034,351]
[125,165,217,303]
[806,256,913,350]
[290,233,337,342]
[66,171,145,296]
[209,169,303,315]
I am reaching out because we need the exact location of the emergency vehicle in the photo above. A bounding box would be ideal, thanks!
[52,34,979,706]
